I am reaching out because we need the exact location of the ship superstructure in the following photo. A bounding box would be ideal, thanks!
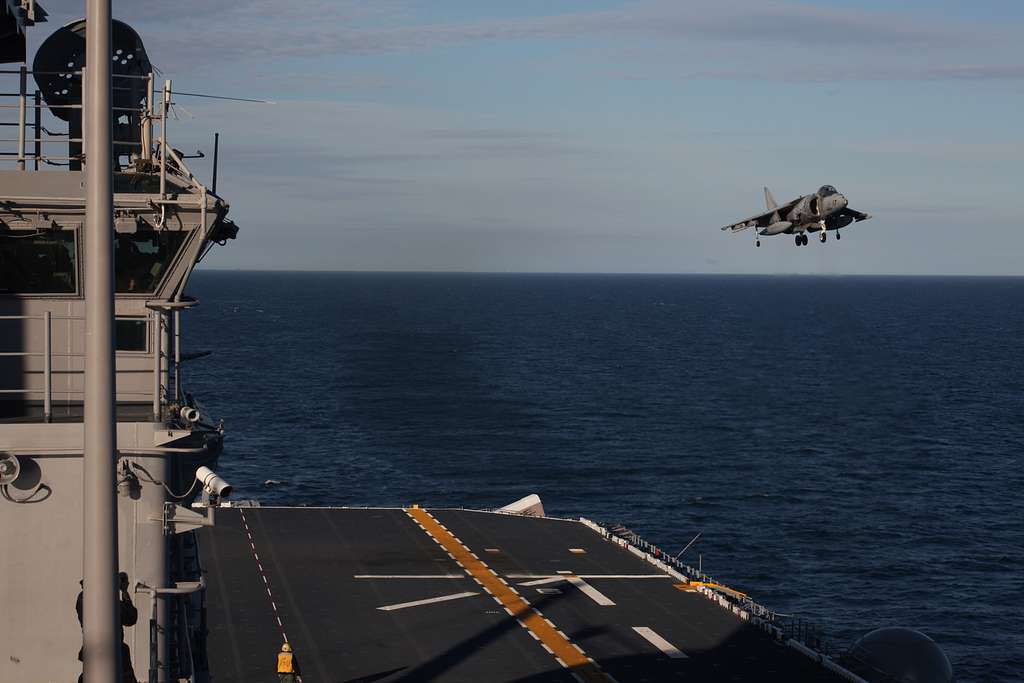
[1,11,236,682]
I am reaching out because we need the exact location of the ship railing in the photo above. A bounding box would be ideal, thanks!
[0,68,206,198]
[585,517,834,654]
[0,309,171,422]
[0,68,150,168]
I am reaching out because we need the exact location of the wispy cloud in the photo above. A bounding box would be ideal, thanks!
[37,0,1012,82]
[421,128,563,141]
[852,140,1024,162]
[680,64,1024,83]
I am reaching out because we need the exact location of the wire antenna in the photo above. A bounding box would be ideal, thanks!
[169,90,275,104]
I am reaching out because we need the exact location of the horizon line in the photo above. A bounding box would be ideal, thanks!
[193,268,1024,278]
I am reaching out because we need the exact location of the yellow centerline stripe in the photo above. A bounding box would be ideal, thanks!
[405,507,612,683]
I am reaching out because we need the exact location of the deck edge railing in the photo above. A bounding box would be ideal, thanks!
[578,516,869,682]
[0,311,168,421]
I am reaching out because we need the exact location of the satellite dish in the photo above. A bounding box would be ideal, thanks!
[0,453,21,487]
[840,627,954,683]
[32,18,151,122]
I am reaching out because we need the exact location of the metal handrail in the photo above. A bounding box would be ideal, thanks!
[0,311,52,417]
[0,66,157,171]
[588,517,834,652]
[0,69,148,79]
[0,311,166,421]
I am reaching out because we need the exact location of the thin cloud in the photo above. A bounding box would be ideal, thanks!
[422,128,563,141]
[682,64,1024,83]
[38,0,1010,79]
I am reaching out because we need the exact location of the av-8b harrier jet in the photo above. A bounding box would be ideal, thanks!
[723,185,872,247]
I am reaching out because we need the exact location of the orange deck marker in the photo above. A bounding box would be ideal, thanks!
[405,507,613,683]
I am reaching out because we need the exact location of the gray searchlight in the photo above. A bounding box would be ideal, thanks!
[0,453,20,486]
[196,466,232,500]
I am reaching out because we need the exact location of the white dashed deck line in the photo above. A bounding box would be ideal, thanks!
[376,591,480,612]
[239,510,290,644]
[632,626,688,659]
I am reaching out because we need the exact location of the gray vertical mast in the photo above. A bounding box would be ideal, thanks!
[81,0,122,680]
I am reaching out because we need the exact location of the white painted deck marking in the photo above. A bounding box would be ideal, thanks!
[569,548,587,554]
[506,574,669,580]
[239,510,290,644]
[405,508,613,683]
[516,576,615,605]
[518,577,567,587]
[376,591,480,612]
[354,574,465,579]
[632,627,688,659]
[567,577,615,606]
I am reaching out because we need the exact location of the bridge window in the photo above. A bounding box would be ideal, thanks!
[115,318,148,352]
[115,231,186,293]
[0,230,77,294]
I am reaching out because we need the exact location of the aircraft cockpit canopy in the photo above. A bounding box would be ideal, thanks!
[819,185,838,196]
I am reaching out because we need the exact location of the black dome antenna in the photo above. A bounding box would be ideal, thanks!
[32,18,151,168]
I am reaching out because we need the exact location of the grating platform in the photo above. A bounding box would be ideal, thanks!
[199,507,847,682]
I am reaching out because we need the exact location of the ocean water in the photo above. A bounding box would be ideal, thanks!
[185,272,1024,682]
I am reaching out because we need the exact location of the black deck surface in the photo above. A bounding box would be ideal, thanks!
[200,508,846,683]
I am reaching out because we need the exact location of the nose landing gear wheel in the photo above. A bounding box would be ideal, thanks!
[820,232,827,243]
[756,240,761,247]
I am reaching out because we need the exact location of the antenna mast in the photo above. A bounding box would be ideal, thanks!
[82,0,122,679]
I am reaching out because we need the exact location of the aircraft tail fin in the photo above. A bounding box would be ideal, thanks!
[764,187,778,211]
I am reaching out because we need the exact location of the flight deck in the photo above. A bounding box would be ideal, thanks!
[200,507,849,682]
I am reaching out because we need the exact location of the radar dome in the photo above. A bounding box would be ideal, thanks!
[840,627,953,683]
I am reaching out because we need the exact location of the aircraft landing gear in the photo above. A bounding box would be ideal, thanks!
[796,233,808,246]
[820,231,827,243]
[756,240,761,247]
[836,231,841,240]
[795,235,801,247]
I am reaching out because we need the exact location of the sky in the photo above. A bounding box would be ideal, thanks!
[28,1,1024,274]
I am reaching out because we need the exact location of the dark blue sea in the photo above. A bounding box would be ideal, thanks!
[185,272,1023,682]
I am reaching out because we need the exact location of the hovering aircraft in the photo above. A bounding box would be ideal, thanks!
[722,185,872,247]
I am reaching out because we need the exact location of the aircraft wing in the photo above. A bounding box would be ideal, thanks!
[721,196,801,232]
[841,207,872,222]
